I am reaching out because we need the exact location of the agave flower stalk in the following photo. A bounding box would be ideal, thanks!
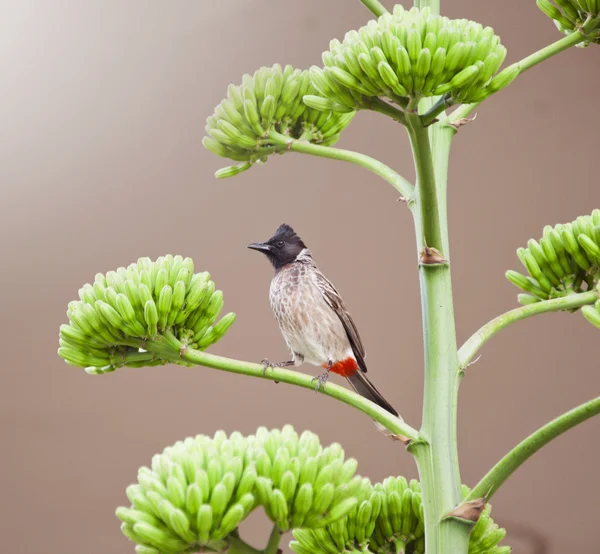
[58,1,600,553]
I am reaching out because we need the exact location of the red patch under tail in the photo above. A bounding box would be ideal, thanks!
[323,357,359,378]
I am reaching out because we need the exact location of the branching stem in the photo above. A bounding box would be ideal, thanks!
[358,0,389,17]
[367,97,407,124]
[268,130,414,199]
[137,332,420,440]
[450,17,600,123]
[406,113,443,252]
[465,396,600,502]
[405,92,469,554]
[458,292,597,368]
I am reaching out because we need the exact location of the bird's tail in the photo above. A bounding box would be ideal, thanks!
[347,371,398,417]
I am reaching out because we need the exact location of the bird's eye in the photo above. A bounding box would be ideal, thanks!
[276,240,284,247]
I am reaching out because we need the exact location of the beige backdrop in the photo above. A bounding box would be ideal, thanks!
[1,1,598,553]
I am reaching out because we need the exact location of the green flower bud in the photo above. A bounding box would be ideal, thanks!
[290,478,382,554]
[506,211,600,308]
[203,64,356,176]
[368,478,423,551]
[582,303,600,328]
[291,479,511,554]
[466,496,510,554]
[249,425,360,532]
[310,6,508,107]
[58,257,236,374]
[537,0,600,45]
[117,431,257,552]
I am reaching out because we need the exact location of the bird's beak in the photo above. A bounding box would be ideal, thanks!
[247,242,271,253]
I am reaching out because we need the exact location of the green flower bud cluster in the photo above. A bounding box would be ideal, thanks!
[58,256,235,374]
[203,64,356,178]
[252,426,360,532]
[117,427,361,554]
[291,481,510,554]
[537,0,600,45]
[307,5,515,110]
[290,477,382,554]
[117,431,257,553]
[506,210,600,308]
[370,477,424,553]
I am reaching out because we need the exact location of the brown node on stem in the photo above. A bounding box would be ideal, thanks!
[449,112,478,130]
[461,355,482,375]
[373,421,412,445]
[445,497,487,523]
[420,245,448,265]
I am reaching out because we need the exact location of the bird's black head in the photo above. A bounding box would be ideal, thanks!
[248,224,307,270]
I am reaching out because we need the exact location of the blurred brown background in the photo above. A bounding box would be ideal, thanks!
[1,1,598,552]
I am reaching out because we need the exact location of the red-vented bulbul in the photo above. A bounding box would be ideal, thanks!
[248,224,398,416]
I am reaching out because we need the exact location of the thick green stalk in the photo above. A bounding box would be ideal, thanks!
[405,2,466,550]
[406,113,443,251]
[139,332,419,440]
[268,131,414,199]
[358,0,389,17]
[262,525,282,554]
[394,539,407,553]
[450,17,600,123]
[465,396,600,502]
[459,291,597,368]
[405,115,468,554]
[429,117,453,258]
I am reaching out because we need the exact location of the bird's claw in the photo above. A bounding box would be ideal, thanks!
[311,371,330,392]
[261,358,288,376]
[261,358,274,376]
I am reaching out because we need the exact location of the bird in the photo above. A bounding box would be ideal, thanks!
[248,223,398,416]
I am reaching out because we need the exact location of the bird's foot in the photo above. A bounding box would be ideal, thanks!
[311,371,330,392]
[261,359,293,376]
[312,360,332,392]
[261,359,275,375]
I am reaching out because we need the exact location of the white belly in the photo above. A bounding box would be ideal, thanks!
[269,265,353,366]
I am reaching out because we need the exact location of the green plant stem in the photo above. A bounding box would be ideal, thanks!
[111,350,157,366]
[262,525,282,554]
[430,121,453,258]
[227,535,263,554]
[450,17,600,123]
[415,0,439,11]
[268,131,414,199]
[394,539,406,553]
[458,291,597,368]
[406,113,443,252]
[139,332,419,440]
[407,2,468,547]
[420,96,452,127]
[405,112,469,554]
[358,0,389,17]
[465,396,600,503]
[367,97,407,125]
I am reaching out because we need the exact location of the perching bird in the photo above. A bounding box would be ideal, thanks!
[248,224,398,416]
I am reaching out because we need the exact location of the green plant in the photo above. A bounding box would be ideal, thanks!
[58,1,600,553]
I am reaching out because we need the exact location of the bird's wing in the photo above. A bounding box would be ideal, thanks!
[313,269,368,372]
